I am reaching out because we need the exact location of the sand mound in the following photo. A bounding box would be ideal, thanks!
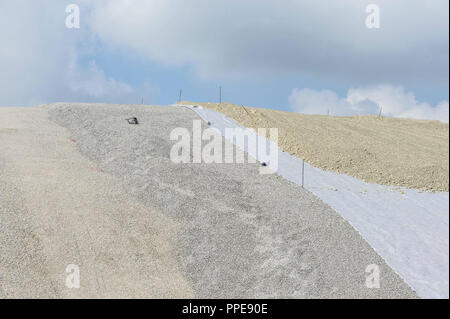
[181,102,449,192]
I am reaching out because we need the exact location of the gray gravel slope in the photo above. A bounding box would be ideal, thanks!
[48,103,417,298]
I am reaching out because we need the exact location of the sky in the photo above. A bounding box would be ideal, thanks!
[0,0,448,121]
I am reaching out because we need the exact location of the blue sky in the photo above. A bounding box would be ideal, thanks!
[0,0,448,121]
[92,48,354,107]
[93,47,449,108]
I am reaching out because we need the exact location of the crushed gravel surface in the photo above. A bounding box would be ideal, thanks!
[44,103,417,298]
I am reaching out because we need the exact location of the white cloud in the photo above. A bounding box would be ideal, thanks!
[289,85,449,122]
[88,0,449,83]
[0,0,141,106]
[65,57,158,104]
[0,1,447,107]
[68,60,133,98]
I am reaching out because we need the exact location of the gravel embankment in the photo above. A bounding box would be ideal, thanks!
[181,101,449,192]
[0,106,192,298]
[0,172,58,298]
[47,103,417,298]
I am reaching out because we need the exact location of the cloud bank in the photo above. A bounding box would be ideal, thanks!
[89,0,449,83]
[0,1,148,106]
[289,85,449,122]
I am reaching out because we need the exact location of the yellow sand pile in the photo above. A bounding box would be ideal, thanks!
[181,101,449,192]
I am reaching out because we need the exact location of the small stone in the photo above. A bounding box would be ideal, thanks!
[126,117,139,125]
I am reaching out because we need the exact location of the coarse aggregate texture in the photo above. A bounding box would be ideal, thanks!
[180,102,449,192]
[45,103,417,298]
